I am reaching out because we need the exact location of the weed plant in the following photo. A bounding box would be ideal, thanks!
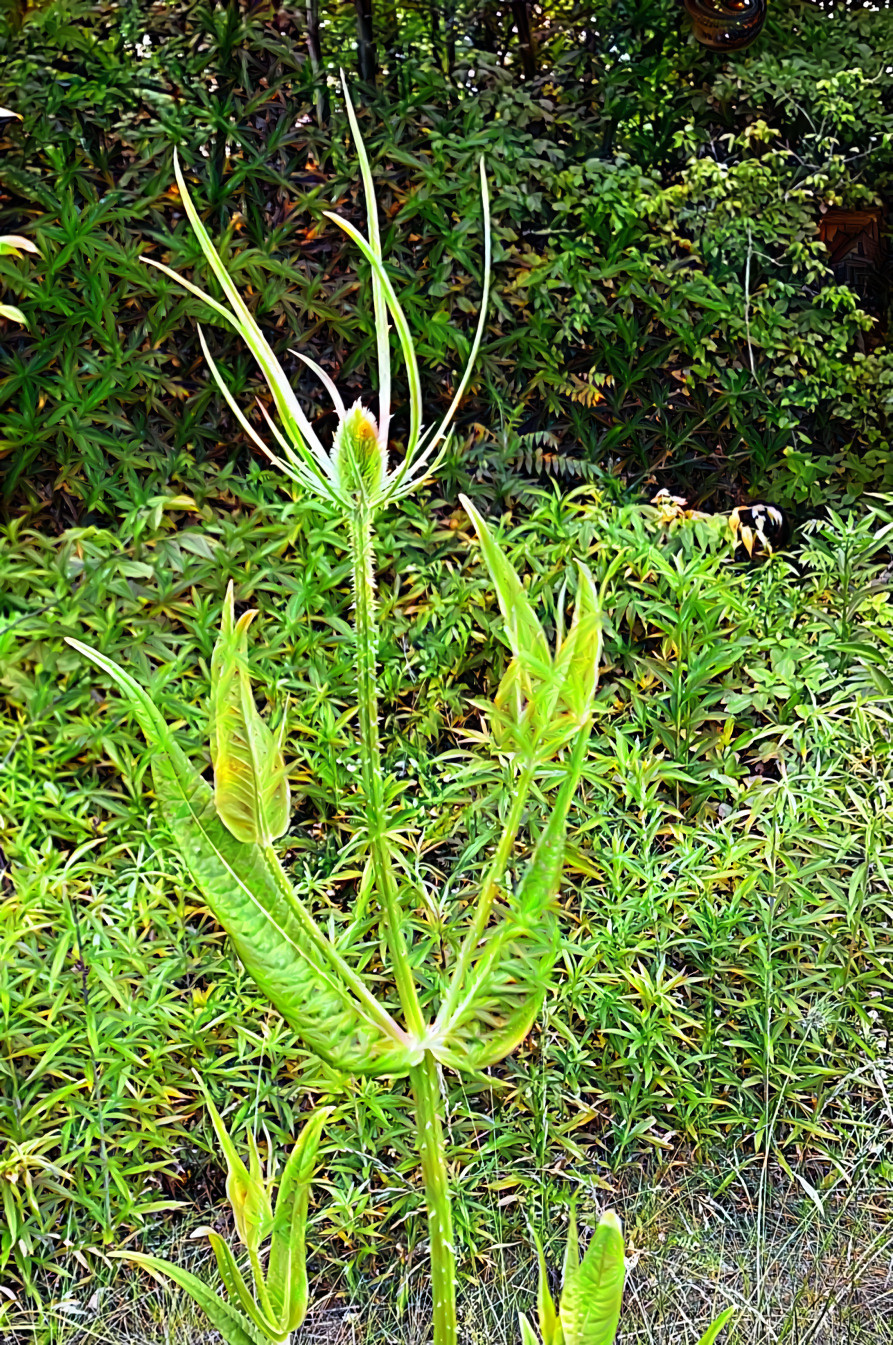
[3,0,893,1325]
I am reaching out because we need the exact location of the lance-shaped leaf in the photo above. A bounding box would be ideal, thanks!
[267,1106,332,1332]
[559,1211,625,1345]
[695,1307,735,1345]
[430,745,585,1071]
[533,1226,560,1345]
[205,1095,273,1253]
[461,498,602,763]
[519,1314,541,1345]
[211,583,290,846]
[563,1208,580,1290]
[460,494,551,674]
[109,1252,271,1345]
[549,563,603,724]
[66,640,415,1077]
[205,1232,286,1341]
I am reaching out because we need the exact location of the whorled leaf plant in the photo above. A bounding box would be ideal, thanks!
[67,76,609,1345]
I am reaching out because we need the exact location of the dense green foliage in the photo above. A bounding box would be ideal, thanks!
[2,0,893,1322]
[4,484,893,1296]
[2,0,893,515]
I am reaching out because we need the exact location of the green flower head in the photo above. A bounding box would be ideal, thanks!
[332,401,387,502]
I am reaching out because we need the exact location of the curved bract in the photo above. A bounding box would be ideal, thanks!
[141,72,490,517]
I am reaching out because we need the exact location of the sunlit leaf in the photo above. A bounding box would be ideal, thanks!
[210,582,290,846]
[66,639,414,1077]
[559,1212,625,1345]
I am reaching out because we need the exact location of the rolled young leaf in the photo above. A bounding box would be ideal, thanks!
[459,494,551,676]
[210,582,290,846]
[205,1094,273,1252]
[550,564,603,725]
[66,640,414,1077]
[558,1212,625,1345]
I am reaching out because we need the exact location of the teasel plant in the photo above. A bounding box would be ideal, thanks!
[68,75,620,1345]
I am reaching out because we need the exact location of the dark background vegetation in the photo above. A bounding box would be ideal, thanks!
[2,0,893,1327]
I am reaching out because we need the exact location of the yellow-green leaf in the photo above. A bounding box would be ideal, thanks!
[109,1252,270,1345]
[695,1307,734,1345]
[66,638,414,1077]
[268,1106,332,1332]
[211,582,290,846]
[559,1211,625,1345]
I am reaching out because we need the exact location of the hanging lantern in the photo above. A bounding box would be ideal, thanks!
[684,0,768,51]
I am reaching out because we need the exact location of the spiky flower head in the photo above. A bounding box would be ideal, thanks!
[332,401,387,503]
[139,72,490,523]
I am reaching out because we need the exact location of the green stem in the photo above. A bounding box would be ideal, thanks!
[347,505,424,1037]
[410,1052,456,1345]
[348,506,458,1345]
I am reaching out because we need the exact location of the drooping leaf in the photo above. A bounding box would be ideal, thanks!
[0,234,39,255]
[267,1106,332,1332]
[210,582,290,846]
[67,640,413,1077]
[110,1252,271,1345]
[559,1212,625,1345]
